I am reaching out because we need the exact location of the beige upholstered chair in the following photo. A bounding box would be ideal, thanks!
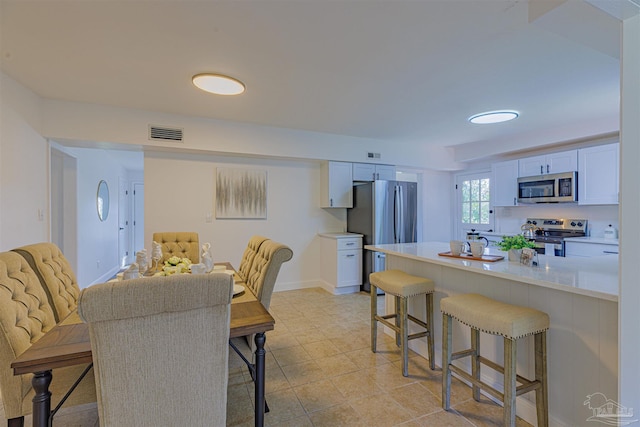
[78,273,233,427]
[232,239,293,356]
[13,242,80,323]
[234,235,269,283]
[244,239,293,311]
[0,251,96,427]
[152,232,200,265]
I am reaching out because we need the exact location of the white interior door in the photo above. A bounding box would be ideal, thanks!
[118,177,130,267]
[133,183,144,252]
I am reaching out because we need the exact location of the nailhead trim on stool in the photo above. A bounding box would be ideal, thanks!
[441,293,550,427]
[370,269,435,376]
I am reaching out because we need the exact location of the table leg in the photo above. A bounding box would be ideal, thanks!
[31,370,52,427]
[254,332,266,427]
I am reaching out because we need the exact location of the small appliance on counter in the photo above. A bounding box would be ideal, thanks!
[465,229,489,250]
[604,224,618,239]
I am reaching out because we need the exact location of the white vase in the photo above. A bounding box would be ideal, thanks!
[508,249,522,262]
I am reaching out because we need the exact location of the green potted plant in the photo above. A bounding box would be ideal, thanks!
[497,235,536,261]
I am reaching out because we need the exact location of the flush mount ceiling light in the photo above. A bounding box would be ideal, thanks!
[192,73,245,95]
[468,110,519,124]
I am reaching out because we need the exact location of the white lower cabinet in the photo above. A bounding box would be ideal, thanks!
[319,233,362,294]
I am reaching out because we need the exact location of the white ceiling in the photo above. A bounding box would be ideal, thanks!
[0,0,622,156]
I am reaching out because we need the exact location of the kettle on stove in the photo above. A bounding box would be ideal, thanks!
[521,223,539,239]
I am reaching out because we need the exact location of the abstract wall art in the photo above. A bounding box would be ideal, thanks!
[215,168,267,219]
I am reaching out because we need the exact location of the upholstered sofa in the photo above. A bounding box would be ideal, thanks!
[0,251,96,427]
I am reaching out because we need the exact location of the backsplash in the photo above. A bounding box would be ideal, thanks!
[493,204,619,238]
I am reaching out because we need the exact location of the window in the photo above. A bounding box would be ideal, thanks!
[456,172,493,234]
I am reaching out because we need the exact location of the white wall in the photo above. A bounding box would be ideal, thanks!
[0,73,49,250]
[60,146,129,286]
[419,169,454,242]
[144,151,346,290]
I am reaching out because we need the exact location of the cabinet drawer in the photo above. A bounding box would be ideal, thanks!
[565,242,619,257]
[337,238,362,250]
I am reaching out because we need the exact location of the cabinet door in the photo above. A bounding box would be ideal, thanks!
[491,160,519,206]
[321,161,353,208]
[578,143,619,205]
[519,150,577,176]
[375,164,396,180]
[518,155,546,177]
[547,150,578,174]
[352,163,376,181]
[337,249,362,286]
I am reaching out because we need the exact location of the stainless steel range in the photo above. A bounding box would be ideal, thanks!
[524,218,588,257]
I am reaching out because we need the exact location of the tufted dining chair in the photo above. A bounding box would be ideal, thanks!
[13,242,81,323]
[152,232,200,265]
[244,239,293,311]
[234,235,269,283]
[0,251,96,427]
[78,273,233,427]
[232,239,293,357]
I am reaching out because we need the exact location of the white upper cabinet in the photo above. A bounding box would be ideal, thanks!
[321,161,353,208]
[578,143,619,205]
[518,150,578,177]
[352,163,396,181]
[491,159,519,207]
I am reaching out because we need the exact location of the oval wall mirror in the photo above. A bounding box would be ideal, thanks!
[97,180,110,221]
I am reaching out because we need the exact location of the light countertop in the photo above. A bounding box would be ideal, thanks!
[318,232,363,239]
[364,242,618,302]
[564,236,619,245]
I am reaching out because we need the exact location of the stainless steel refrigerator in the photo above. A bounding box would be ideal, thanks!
[347,180,418,291]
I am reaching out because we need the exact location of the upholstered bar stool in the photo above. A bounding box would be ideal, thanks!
[441,293,550,427]
[370,269,435,376]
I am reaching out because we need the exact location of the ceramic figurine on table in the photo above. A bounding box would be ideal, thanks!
[202,242,214,273]
[136,249,148,274]
[152,241,163,272]
[123,263,139,280]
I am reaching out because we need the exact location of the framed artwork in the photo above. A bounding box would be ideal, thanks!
[215,168,267,219]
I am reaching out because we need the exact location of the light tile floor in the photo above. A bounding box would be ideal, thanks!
[2,288,533,426]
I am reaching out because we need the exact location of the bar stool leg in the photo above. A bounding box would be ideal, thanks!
[426,293,435,370]
[503,337,517,427]
[395,295,401,347]
[442,313,452,410]
[471,328,480,401]
[535,331,549,427]
[400,296,409,376]
[371,285,378,353]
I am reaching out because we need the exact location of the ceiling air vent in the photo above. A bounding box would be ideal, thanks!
[149,125,184,142]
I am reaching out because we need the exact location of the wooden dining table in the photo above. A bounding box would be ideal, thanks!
[11,263,274,427]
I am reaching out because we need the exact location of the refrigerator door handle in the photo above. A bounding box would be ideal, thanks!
[399,185,404,242]
[394,185,404,243]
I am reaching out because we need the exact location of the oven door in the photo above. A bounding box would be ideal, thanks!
[533,241,565,257]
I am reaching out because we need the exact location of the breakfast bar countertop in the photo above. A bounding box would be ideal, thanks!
[365,242,618,302]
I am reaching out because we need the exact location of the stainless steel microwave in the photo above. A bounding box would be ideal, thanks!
[517,171,577,203]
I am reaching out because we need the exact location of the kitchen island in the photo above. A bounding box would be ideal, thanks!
[366,242,618,427]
